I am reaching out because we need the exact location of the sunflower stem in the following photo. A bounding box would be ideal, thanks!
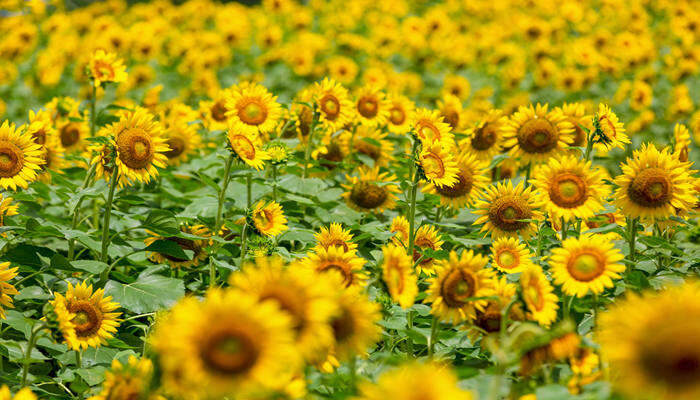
[561,217,567,240]
[583,130,595,161]
[67,163,97,261]
[406,309,414,355]
[246,172,252,209]
[215,154,235,232]
[90,81,97,137]
[302,106,318,179]
[99,167,118,264]
[239,223,248,267]
[428,316,439,358]
[271,164,278,202]
[524,162,532,184]
[21,322,46,387]
[627,217,638,264]
[406,138,421,258]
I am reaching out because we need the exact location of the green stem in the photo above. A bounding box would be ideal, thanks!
[561,217,567,240]
[99,168,118,264]
[406,138,421,258]
[67,164,97,261]
[239,223,248,266]
[628,217,638,264]
[90,82,97,137]
[524,162,532,184]
[428,316,439,358]
[21,322,45,386]
[246,172,252,208]
[406,310,414,355]
[583,131,595,161]
[271,164,278,202]
[564,295,575,319]
[215,154,235,231]
[75,350,81,368]
[302,107,317,179]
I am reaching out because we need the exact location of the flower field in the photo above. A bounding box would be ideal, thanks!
[1,0,700,399]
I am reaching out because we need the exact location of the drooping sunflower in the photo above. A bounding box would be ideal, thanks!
[550,234,625,298]
[162,118,201,166]
[389,215,409,246]
[0,262,18,319]
[593,103,629,152]
[50,281,121,350]
[380,244,418,309]
[502,103,574,164]
[88,356,159,400]
[326,284,381,361]
[459,109,505,161]
[301,246,367,288]
[473,180,544,239]
[227,130,270,171]
[519,266,559,327]
[426,250,496,324]
[341,167,399,213]
[0,386,36,400]
[557,102,589,147]
[424,150,489,209]
[412,224,444,276]
[614,143,696,221]
[357,362,474,400]
[530,154,608,222]
[314,222,357,253]
[386,94,414,134]
[0,121,44,190]
[353,85,390,127]
[230,256,336,362]
[598,282,700,400]
[249,200,288,237]
[490,236,536,274]
[150,289,299,399]
[0,194,18,229]
[224,82,282,136]
[348,125,394,167]
[437,94,466,132]
[411,108,453,146]
[313,78,355,133]
[674,123,691,162]
[90,142,129,188]
[418,142,459,188]
[144,224,211,269]
[88,49,127,87]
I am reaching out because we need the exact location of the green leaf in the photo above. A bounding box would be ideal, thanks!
[144,239,192,261]
[76,366,108,386]
[105,274,185,314]
[71,260,109,274]
[142,209,180,236]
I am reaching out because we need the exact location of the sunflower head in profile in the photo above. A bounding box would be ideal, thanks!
[90,141,129,189]
[418,142,459,188]
[0,262,19,319]
[301,246,367,288]
[0,121,44,190]
[530,154,608,222]
[224,82,282,135]
[386,94,415,134]
[490,236,535,274]
[144,224,211,269]
[519,265,559,327]
[312,78,354,133]
[550,234,625,298]
[0,193,18,230]
[326,282,381,361]
[353,85,390,127]
[356,362,473,400]
[380,244,418,309]
[592,103,629,152]
[389,215,409,247]
[312,130,350,171]
[410,108,453,146]
[88,49,127,87]
[556,102,589,147]
[425,150,489,209]
[412,224,444,276]
[248,200,288,237]
[502,103,574,164]
[49,280,121,350]
[473,180,544,239]
[150,289,300,399]
[227,130,270,171]
[426,250,496,324]
[459,109,506,161]
[341,167,399,213]
[598,282,700,400]
[314,222,357,253]
[349,125,394,167]
[614,143,696,221]
[674,123,692,162]
[436,94,465,132]
[162,118,201,166]
[90,356,157,400]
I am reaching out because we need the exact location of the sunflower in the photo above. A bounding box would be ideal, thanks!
[313,78,354,133]
[144,224,211,269]
[426,250,495,324]
[519,266,559,327]
[418,142,459,188]
[230,256,337,362]
[249,200,288,237]
[437,94,465,132]
[412,224,444,276]
[459,109,505,161]
[0,386,36,400]
[314,222,357,253]
[411,108,453,146]
[424,150,489,209]
[107,108,169,185]
[557,102,589,147]
[357,362,474,400]
[550,234,625,298]
[199,89,232,131]
[593,103,629,152]
[502,103,574,164]
[386,94,414,134]
[471,277,524,339]
[162,118,201,166]
[674,123,691,162]
[36,136,66,181]
[227,130,270,171]
[598,282,700,400]
[56,117,89,153]
[88,49,127,87]
[380,244,418,309]
[327,284,381,361]
[224,82,282,136]
[348,125,394,167]
[354,85,390,127]
[301,246,367,288]
[443,74,471,101]
[0,262,18,319]
[341,167,399,213]
[90,142,129,188]
[312,130,350,170]
[88,356,159,400]
[50,280,121,350]
[0,121,44,190]
[614,143,696,221]
[530,154,608,222]
[473,180,544,239]
[0,194,18,229]
[490,236,536,274]
[150,289,299,399]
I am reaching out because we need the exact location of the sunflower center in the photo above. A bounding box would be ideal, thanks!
[116,128,154,169]
[94,60,115,80]
[550,173,588,208]
[210,101,228,122]
[413,237,437,265]
[434,172,472,198]
[489,196,531,232]
[69,300,103,338]
[349,182,388,209]
[421,154,446,179]
[165,137,186,158]
[497,249,518,269]
[260,289,306,334]
[567,251,605,282]
[331,308,355,342]
[571,122,586,147]
[517,118,558,154]
[443,110,460,129]
[440,268,477,308]
[60,123,81,147]
[472,123,498,151]
[628,167,672,208]
[319,95,340,119]
[640,337,700,387]
[201,328,259,376]
[355,140,381,161]
[357,96,379,118]
[389,107,406,125]
[0,141,23,178]
[238,99,268,126]
[230,135,256,160]
[319,142,343,168]
[32,128,47,145]
[476,309,502,333]
[386,263,405,293]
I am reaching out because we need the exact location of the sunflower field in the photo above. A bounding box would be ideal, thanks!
[1,0,700,399]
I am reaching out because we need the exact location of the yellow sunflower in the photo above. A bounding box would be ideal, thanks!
[88,356,159,400]
[412,224,444,276]
[411,108,453,146]
[50,280,121,350]
[0,193,18,229]
[249,200,288,237]
[354,85,390,127]
[380,244,418,309]
[0,262,18,319]
[614,143,696,221]
[443,74,471,101]
[502,103,574,164]
[598,282,700,400]
[0,386,36,400]
[227,130,270,171]
[418,142,459,188]
[473,180,544,239]
[490,236,536,274]
[550,234,625,298]
[88,49,127,87]
[0,121,44,190]
[199,89,232,131]
[162,118,201,166]
[144,224,211,269]
[357,362,474,400]
[426,250,495,324]
[674,123,691,162]
[470,277,524,340]
[519,265,559,327]
[348,125,394,167]
[459,109,506,161]
[557,102,589,148]
[593,103,629,152]
[530,154,608,222]
[301,246,367,288]
[313,222,357,253]
[437,94,465,132]
[386,94,414,134]
[36,135,67,182]
[90,142,129,188]
[326,283,381,361]
[341,167,399,213]
[312,130,350,170]
[313,78,355,133]
[224,82,282,135]
[150,289,299,399]
[389,215,409,246]
[424,150,489,209]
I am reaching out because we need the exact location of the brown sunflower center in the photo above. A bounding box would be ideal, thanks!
[628,167,672,208]
[476,308,502,333]
[201,328,259,376]
[237,99,268,126]
[252,209,274,232]
[599,116,617,138]
[69,300,103,338]
[549,172,588,208]
[517,118,558,154]
[471,123,498,151]
[60,123,81,147]
[355,140,381,161]
[93,60,115,80]
[349,182,388,209]
[331,308,355,342]
[260,288,306,334]
[319,94,341,120]
[443,110,460,129]
[434,172,472,198]
[640,334,700,387]
[0,141,24,178]
[440,268,477,308]
[357,96,379,118]
[32,128,47,145]
[116,128,154,169]
[319,142,344,168]
[413,237,437,265]
[567,251,605,282]
[210,100,228,122]
[230,135,256,161]
[488,196,531,232]
[165,136,186,159]
[389,107,406,125]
